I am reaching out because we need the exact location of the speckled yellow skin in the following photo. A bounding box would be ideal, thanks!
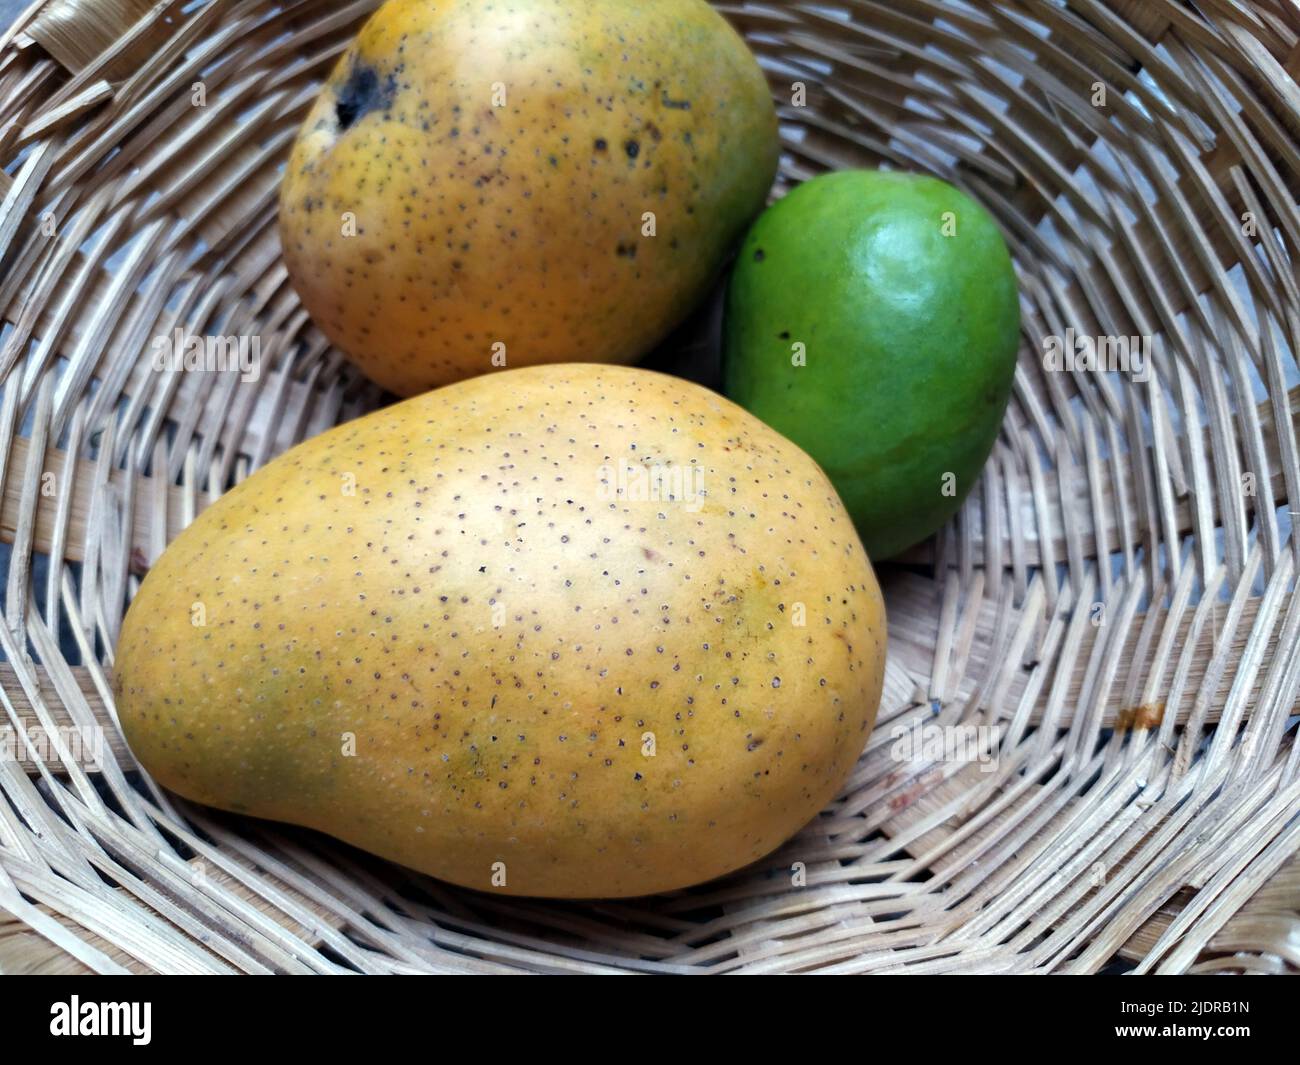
[279,0,779,395]
[114,365,885,897]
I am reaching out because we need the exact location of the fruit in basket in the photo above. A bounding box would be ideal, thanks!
[722,169,1021,560]
[278,0,779,396]
[114,365,886,898]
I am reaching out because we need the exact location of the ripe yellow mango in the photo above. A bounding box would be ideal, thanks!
[279,0,779,395]
[115,365,885,897]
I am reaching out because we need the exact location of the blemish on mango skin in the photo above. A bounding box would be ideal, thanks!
[277,0,780,396]
[334,61,398,131]
[113,365,886,899]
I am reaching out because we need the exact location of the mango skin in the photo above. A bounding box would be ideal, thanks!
[279,0,779,396]
[723,170,1022,560]
[114,365,885,898]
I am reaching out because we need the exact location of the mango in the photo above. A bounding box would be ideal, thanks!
[279,0,779,396]
[723,170,1021,559]
[114,365,885,897]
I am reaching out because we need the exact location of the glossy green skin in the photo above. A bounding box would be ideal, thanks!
[723,170,1021,559]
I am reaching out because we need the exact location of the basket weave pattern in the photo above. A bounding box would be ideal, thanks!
[0,0,1298,974]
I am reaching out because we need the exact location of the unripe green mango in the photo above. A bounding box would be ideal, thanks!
[723,170,1022,559]
[115,365,886,898]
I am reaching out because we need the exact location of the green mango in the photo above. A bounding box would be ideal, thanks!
[723,169,1021,559]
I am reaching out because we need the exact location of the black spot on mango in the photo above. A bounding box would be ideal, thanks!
[334,61,394,131]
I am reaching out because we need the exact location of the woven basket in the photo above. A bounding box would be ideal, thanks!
[1,0,1298,976]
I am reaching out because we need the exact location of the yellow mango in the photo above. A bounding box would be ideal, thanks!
[115,365,885,897]
[279,0,779,394]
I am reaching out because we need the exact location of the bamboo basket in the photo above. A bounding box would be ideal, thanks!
[0,0,1298,976]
